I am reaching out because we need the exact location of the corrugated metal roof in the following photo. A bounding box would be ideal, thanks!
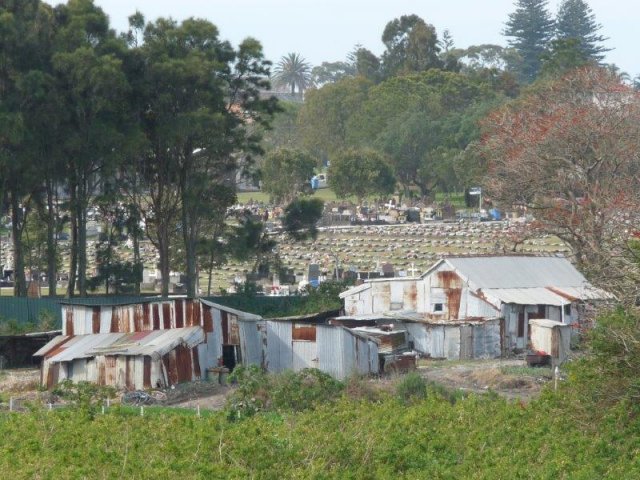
[529,319,568,329]
[59,296,168,306]
[200,299,263,320]
[41,327,204,363]
[548,285,614,301]
[445,256,589,288]
[33,334,70,356]
[481,287,568,306]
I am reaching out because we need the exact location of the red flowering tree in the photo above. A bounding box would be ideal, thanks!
[481,66,640,301]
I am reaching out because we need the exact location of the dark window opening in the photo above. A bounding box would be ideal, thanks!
[538,305,546,316]
[518,313,525,337]
[434,303,443,312]
[564,304,571,316]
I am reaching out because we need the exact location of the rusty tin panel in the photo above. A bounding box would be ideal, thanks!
[142,303,151,330]
[446,288,462,320]
[133,304,143,332]
[92,307,100,334]
[175,300,184,328]
[65,309,74,336]
[437,270,462,289]
[228,315,240,345]
[152,304,160,330]
[97,359,106,386]
[162,303,172,329]
[202,305,214,333]
[143,356,152,388]
[175,345,193,383]
[47,363,60,388]
[292,324,317,341]
[185,300,194,327]
[404,283,418,310]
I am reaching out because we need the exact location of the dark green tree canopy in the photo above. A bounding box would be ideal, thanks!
[381,14,443,78]
[261,148,316,204]
[503,0,555,82]
[283,198,325,241]
[353,47,382,82]
[555,0,609,62]
[539,38,591,77]
[328,148,395,202]
[311,61,355,86]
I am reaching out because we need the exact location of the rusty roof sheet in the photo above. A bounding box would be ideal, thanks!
[34,334,71,356]
[40,327,204,363]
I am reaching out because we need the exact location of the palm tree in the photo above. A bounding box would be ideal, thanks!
[272,53,313,95]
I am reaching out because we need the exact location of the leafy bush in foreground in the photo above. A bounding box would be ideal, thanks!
[226,366,344,419]
[2,384,640,479]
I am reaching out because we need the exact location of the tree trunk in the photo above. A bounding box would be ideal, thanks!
[158,226,170,297]
[76,179,88,297]
[45,178,58,297]
[67,185,77,297]
[207,251,215,296]
[133,232,141,295]
[179,159,198,298]
[182,211,198,298]
[10,192,27,297]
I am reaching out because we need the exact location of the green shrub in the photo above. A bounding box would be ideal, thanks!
[37,309,57,331]
[396,372,427,404]
[226,367,343,420]
[52,380,116,418]
[270,368,343,411]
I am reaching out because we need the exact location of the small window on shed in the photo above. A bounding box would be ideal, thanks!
[564,304,572,316]
[433,303,443,313]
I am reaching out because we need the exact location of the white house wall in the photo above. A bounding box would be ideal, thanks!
[343,280,418,316]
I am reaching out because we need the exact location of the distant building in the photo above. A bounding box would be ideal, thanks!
[339,256,611,356]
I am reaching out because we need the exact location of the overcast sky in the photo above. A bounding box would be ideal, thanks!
[45,1,639,75]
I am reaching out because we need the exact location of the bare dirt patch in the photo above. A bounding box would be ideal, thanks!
[417,358,552,401]
[0,368,40,393]
[164,381,234,410]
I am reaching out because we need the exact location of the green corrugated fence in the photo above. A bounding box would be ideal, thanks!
[0,297,63,329]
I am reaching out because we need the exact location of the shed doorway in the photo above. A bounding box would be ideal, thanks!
[222,345,240,370]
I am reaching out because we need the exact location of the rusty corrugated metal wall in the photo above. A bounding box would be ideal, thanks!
[62,299,208,336]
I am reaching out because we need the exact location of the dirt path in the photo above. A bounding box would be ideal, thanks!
[168,384,233,410]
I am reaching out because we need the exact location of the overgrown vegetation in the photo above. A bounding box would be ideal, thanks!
[226,366,344,419]
[0,308,59,335]
[2,354,640,478]
[207,280,348,317]
[51,380,116,418]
